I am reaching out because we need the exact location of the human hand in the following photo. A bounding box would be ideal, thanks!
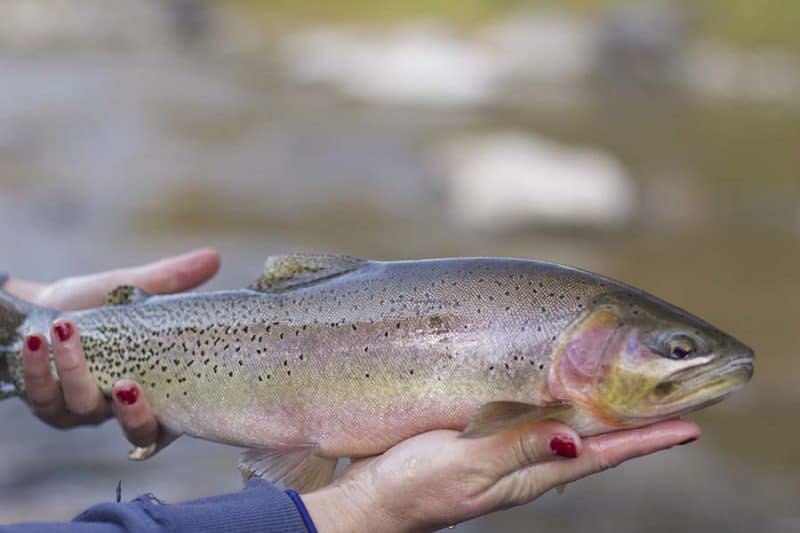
[303,419,699,532]
[6,249,220,440]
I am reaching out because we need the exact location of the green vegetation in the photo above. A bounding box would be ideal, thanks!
[229,0,800,52]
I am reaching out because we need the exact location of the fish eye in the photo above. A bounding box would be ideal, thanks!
[664,335,696,360]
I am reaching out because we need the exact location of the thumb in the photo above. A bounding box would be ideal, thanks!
[39,248,221,310]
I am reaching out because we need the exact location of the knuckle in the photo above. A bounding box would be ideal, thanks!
[595,452,617,472]
[28,395,58,412]
[506,471,540,506]
[67,397,99,417]
[148,270,177,293]
[23,367,52,383]
[512,432,542,466]
[55,352,84,374]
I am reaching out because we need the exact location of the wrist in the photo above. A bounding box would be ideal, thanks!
[302,484,417,533]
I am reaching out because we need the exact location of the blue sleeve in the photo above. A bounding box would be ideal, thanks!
[0,272,8,288]
[0,480,313,533]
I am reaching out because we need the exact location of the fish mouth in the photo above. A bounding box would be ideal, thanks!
[652,355,754,406]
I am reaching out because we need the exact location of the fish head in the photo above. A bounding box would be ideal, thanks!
[548,291,754,427]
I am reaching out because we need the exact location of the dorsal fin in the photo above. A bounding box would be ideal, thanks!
[107,285,152,306]
[249,253,368,293]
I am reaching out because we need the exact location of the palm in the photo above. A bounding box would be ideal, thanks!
[328,420,699,530]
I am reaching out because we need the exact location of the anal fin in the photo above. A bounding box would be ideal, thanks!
[239,447,338,493]
[459,401,573,439]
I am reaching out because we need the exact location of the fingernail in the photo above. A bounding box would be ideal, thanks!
[550,436,578,458]
[115,385,139,406]
[54,321,73,343]
[678,437,698,446]
[26,335,41,352]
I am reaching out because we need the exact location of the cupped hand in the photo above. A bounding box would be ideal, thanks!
[303,419,700,532]
[6,249,220,443]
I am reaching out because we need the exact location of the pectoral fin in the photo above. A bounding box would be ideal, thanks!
[239,447,338,493]
[459,401,573,439]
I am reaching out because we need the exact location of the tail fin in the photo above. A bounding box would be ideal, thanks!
[0,290,36,399]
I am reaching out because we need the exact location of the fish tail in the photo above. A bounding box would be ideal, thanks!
[0,290,43,399]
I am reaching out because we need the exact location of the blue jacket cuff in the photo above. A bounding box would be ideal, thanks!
[108,480,310,533]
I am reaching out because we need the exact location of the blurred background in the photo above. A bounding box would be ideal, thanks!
[0,0,797,531]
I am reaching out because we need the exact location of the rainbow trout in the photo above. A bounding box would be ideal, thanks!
[0,254,753,491]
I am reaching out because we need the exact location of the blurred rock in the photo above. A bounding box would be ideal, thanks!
[683,43,800,105]
[596,3,693,90]
[437,133,635,231]
[483,12,596,86]
[165,0,210,47]
[281,25,503,107]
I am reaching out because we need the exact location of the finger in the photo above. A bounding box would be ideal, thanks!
[112,380,159,448]
[51,319,110,421]
[121,248,221,295]
[490,421,700,506]
[22,333,67,422]
[42,248,221,310]
[541,420,700,482]
[469,420,582,477]
[3,279,46,301]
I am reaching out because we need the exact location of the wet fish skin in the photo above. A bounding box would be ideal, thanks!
[0,254,753,489]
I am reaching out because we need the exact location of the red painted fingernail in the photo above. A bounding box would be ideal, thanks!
[54,322,73,343]
[678,437,698,446]
[26,335,41,352]
[550,436,578,458]
[115,386,139,406]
